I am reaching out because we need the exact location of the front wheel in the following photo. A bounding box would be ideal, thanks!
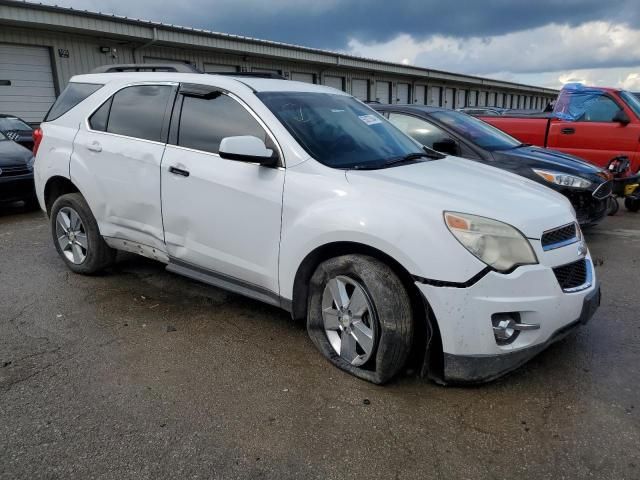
[607,196,619,216]
[307,254,414,384]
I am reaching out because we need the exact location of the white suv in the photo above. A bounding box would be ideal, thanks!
[34,72,600,384]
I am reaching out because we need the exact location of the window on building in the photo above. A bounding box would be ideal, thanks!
[177,93,267,154]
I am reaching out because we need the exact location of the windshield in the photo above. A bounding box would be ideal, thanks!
[0,117,31,131]
[620,91,640,118]
[430,110,522,151]
[257,92,423,168]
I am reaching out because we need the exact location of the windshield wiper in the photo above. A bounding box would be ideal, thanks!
[380,151,444,168]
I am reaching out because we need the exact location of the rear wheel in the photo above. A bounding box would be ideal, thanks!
[625,195,640,212]
[307,254,413,384]
[50,193,116,274]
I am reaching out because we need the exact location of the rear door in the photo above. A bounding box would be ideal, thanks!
[547,94,640,168]
[72,83,175,251]
[160,85,285,295]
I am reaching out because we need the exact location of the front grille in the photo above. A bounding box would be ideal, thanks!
[553,259,588,290]
[541,223,577,250]
[593,181,613,200]
[0,165,31,177]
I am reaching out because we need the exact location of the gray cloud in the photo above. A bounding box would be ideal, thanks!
[41,0,640,49]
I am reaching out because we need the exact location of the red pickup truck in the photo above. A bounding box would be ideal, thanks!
[481,84,640,173]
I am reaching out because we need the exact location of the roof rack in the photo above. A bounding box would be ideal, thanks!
[91,63,202,73]
[207,71,287,80]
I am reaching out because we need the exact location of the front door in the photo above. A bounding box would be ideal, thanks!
[160,87,285,295]
[548,94,640,168]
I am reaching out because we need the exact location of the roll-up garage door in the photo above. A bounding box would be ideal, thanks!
[456,90,466,108]
[252,67,282,76]
[291,72,315,84]
[468,91,477,106]
[323,75,344,91]
[396,83,410,103]
[204,63,239,73]
[376,81,391,104]
[429,86,441,106]
[496,92,504,108]
[478,92,486,106]
[444,88,455,109]
[352,79,368,101]
[414,85,426,104]
[0,44,57,123]
[487,92,496,107]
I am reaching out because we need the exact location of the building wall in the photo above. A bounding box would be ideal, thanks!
[0,24,557,121]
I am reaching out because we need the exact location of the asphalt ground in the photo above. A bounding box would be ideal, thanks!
[1,202,639,479]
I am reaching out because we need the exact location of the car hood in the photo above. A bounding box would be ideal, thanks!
[346,156,575,239]
[492,146,604,178]
[0,139,33,166]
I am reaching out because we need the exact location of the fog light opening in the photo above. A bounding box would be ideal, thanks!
[492,312,521,345]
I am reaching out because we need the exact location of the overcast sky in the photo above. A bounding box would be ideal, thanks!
[41,0,640,89]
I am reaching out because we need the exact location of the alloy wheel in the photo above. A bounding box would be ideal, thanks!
[321,275,377,367]
[55,207,88,264]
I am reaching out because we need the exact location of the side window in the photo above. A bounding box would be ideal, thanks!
[106,85,173,142]
[388,113,454,150]
[177,93,267,154]
[89,97,112,132]
[45,83,103,122]
[580,96,622,122]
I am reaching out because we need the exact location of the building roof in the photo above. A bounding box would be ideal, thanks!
[0,0,558,95]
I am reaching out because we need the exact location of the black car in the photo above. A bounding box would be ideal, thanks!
[0,130,37,207]
[374,105,611,226]
[0,114,34,151]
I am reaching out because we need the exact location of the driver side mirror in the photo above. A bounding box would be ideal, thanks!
[613,110,630,126]
[432,138,460,156]
[218,136,279,167]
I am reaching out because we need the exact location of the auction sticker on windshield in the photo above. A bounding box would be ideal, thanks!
[358,114,382,125]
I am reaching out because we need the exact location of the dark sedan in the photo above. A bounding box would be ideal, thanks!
[374,105,611,226]
[0,130,37,207]
[0,114,34,151]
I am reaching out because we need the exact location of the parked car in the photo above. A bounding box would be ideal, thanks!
[0,130,36,206]
[0,114,34,151]
[374,105,612,227]
[458,107,509,116]
[480,83,640,172]
[34,72,600,384]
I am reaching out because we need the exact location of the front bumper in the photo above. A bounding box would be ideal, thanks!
[441,284,599,383]
[562,188,608,226]
[0,173,35,202]
[417,254,599,383]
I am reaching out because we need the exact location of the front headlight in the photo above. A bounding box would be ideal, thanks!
[533,169,592,189]
[444,212,538,273]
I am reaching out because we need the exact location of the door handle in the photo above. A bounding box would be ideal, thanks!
[87,141,102,152]
[561,127,575,135]
[169,166,190,177]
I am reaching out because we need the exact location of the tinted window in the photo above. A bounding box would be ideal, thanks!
[620,91,640,118]
[258,92,423,168]
[580,96,621,122]
[0,117,31,131]
[178,93,267,154]
[431,110,522,151]
[107,85,173,142]
[388,113,454,150]
[89,98,112,132]
[45,83,103,121]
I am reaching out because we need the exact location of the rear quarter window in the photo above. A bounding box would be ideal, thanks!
[44,83,103,122]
